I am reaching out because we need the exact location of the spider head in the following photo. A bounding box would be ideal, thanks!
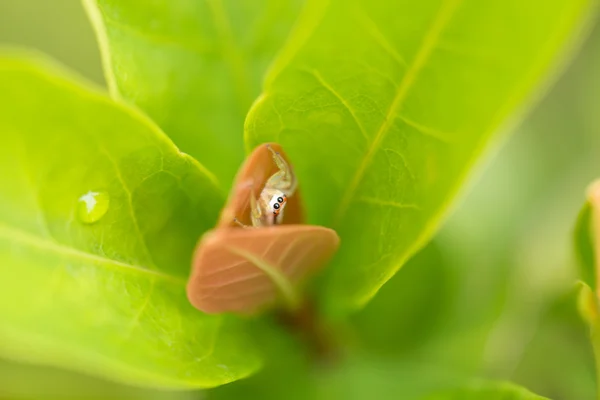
[269,192,287,217]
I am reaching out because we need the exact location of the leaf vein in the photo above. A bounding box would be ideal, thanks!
[397,114,452,142]
[201,259,250,280]
[122,279,156,341]
[356,196,420,210]
[383,148,415,180]
[354,8,407,68]
[0,224,185,285]
[101,14,210,56]
[305,69,370,141]
[199,270,264,291]
[332,0,462,226]
[95,141,156,269]
[225,246,299,310]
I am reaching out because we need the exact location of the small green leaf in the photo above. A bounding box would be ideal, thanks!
[573,180,600,317]
[0,53,260,388]
[245,0,596,314]
[423,380,549,400]
[84,0,304,185]
[577,281,598,328]
[573,181,600,400]
[575,199,596,291]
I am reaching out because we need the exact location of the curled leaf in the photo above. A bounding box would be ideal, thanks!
[188,143,340,315]
[577,281,599,326]
[217,143,304,228]
[575,179,600,294]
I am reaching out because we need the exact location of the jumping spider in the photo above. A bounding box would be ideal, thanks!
[234,144,297,228]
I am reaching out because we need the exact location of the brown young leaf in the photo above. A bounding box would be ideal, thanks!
[187,143,340,315]
[188,225,339,314]
[217,143,304,228]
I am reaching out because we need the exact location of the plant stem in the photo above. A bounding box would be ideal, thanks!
[275,298,341,364]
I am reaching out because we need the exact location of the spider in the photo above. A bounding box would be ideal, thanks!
[234,144,297,228]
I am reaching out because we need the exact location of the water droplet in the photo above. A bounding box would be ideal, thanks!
[77,191,109,224]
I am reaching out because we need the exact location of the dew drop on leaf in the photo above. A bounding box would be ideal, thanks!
[77,191,110,224]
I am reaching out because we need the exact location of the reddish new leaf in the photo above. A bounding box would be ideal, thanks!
[188,226,339,314]
[187,143,340,315]
[217,143,304,228]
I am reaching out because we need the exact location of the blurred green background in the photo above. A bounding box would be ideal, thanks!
[0,1,598,399]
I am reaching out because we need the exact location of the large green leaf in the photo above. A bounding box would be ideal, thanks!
[245,0,596,314]
[423,381,549,400]
[83,0,304,185]
[0,53,260,388]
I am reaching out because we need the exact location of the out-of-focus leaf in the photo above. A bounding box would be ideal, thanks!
[0,358,197,400]
[512,288,595,400]
[245,0,596,314]
[209,317,317,400]
[0,0,104,83]
[573,180,600,321]
[575,202,595,291]
[84,0,304,185]
[0,53,260,388]
[572,180,600,400]
[211,347,462,400]
[423,381,549,400]
[212,347,540,400]
[351,241,455,356]
[575,179,600,293]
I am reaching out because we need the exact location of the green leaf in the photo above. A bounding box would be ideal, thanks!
[423,380,549,400]
[577,281,600,400]
[0,357,193,400]
[573,181,600,320]
[514,288,595,400]
[245,0,596,314]
[573,182,600,399]
[83,0,304,185]
[575,201,596,291]
[351,240,456,357]
[0,53,260,388]
[212,345,544,400]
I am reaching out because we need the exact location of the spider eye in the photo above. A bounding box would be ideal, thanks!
[277,197,284,203]
[273,203,280,210]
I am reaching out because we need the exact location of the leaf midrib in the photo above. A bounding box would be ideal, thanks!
[0,224,186,285]
[332,0,463,226]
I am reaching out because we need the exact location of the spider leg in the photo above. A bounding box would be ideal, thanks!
[275,206,286,225]
[233,217,250,228]
[249,188,264,227]
[266,144,297,194]
[266,144,287,171]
